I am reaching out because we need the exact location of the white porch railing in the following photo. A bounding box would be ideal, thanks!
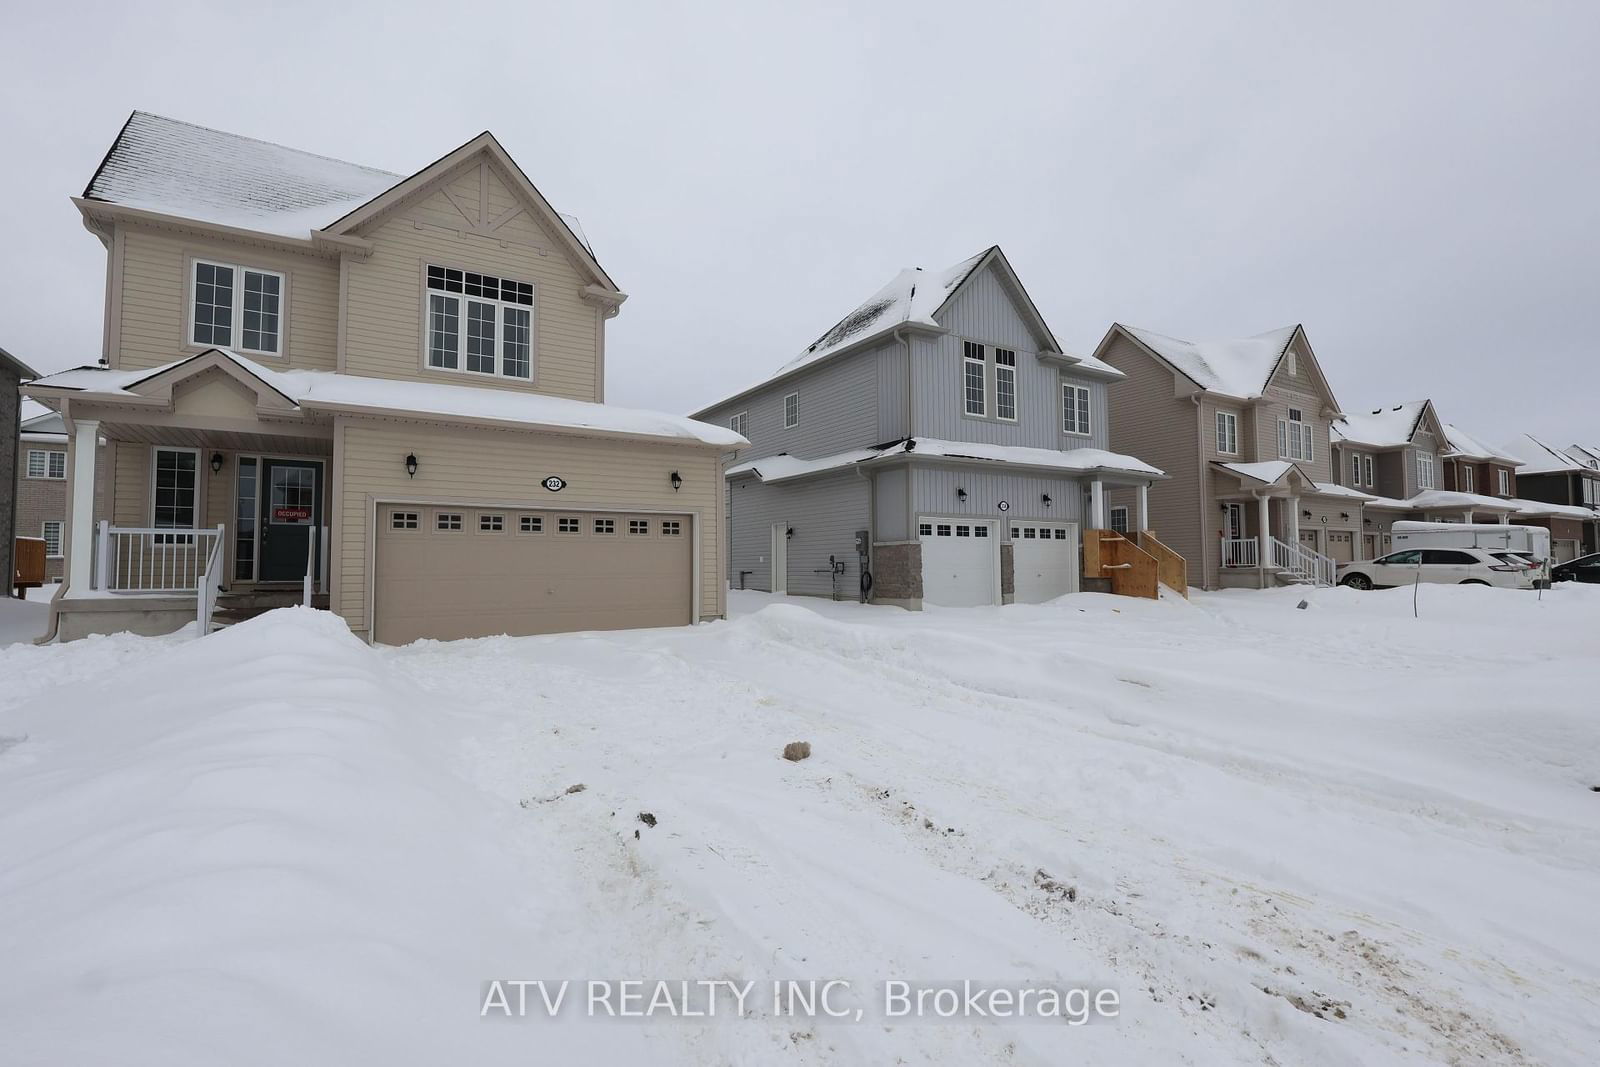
[1270,536,1336,587]
[197,532,225,637]
[302,525,329,605]
[95,522,226,594]
[1221,537,1259,568]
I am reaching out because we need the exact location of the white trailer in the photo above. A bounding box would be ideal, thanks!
[1390,521,1551,561]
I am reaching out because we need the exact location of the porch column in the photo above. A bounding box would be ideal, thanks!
[1257,493,1271,569]
[1287,496,1299,544]
[1090,478,1106,529]
[66,418,100,594]
[1462,509,1473,523]
[1136,483,1150,532]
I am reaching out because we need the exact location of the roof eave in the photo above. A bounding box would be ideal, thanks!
[73,198,351,258]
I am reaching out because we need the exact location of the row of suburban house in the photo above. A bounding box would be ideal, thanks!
[6,112,1599,643]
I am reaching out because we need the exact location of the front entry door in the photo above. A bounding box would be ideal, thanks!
[260,459,323,582]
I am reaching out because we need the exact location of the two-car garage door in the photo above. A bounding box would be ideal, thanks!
[918,518,1079,606]
[374,505,692,644]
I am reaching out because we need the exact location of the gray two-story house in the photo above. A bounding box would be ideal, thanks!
[691,246,1164,609]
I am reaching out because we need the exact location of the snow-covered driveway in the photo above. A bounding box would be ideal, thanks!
[2,584,1597,1064]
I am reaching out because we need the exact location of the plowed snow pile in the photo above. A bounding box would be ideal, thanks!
[1,584,1597,1065]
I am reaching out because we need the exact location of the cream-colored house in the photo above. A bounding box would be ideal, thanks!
[25,112,741,642]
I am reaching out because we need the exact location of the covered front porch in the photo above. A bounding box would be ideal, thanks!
[1212,462,1339,588]
[26,352,335,640]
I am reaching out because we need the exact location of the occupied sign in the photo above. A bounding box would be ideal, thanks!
[274,506,311,522]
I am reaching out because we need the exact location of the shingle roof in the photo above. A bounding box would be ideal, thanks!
[1441,422,1522,465]
[82,112,592,249]
[1120,324,1298,399]
[1331,401,1430,449]
[1500,433,1590,475]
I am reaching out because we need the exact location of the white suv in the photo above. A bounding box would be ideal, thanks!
[1337,547,1538,591]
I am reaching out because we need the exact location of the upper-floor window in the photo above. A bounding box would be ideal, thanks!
[192,260,283,355]
[963,341,986,417]
[1063,383,1091,436]
[994,349,1017,421]
[1349,452,1361,486]
[1497,468,1510,495]
[730,411,749,438]
[784,392,799,428]
[1416,451,1436,490]
[1461,465,1475,493]
[425,264,534,379]
[1285,351,1298,377]
[1278,407,1313,462]
[1215,411,1238,455]
[1364,454,1374,486]
[26,449,66,479]
[1583,478,1597,505]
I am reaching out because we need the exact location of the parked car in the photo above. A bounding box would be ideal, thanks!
[1551,552,1600,584]
[1337,548,1538,590]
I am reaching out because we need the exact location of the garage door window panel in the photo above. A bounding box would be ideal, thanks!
[436,512,463,531]
[391,511,419,530]
[558,517,581,534]
[479,514,505,533]
[518,515,544,534]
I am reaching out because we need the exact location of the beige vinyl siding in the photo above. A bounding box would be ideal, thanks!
[1254,386,1333,483]
[341,161,601,402]
[114,223,339,372]
[1100,332,1203,579]
[335,419,723,636]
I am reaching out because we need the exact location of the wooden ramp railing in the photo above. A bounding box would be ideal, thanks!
[1082,529,1159,600]
[1136,531,1188,598]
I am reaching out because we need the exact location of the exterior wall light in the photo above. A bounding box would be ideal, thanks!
[1302,508,1313,519]
[786,526,794,539]
[405,453,419,478]
[670,470,682,492]
[1041,494,1052,507]
[956,487,968,502]
[210,452,224,474]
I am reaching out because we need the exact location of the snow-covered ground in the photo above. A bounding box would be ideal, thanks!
[1,584,1597,1064]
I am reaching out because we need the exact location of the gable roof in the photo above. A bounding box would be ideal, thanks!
[1499,433,1591,475]
[80,113,607,284]
[1565,443,1600,471]
[1331,400,1440,449]
[1441,422,1523,465]
[693,245,1088,418]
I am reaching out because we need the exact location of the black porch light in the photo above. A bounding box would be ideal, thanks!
[210,452,223,474]
[1340,512,1351,521]
[1301,508,1313,519]
[670,470,682,492]
[1041,493,1053,507]
[405,453,419,478]
[786,526,794,540]
[956,487,968,502]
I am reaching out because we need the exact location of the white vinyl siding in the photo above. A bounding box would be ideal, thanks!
[963,341,986,416]
[191,259,283,356]
[1062,383,1091,436]
[1215,411,1238,455]
[994,348,1017,421]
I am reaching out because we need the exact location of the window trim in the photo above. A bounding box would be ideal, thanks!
[41,520,63,559]
[962,341,987,418]
[730,411,749,438]
[783,392,799,429]
[1109,506,1129,534]
[189,257,286,358]
[1416,451,1437,491]
[993,348,1017,422]
[421,262,537,381]
[1215,410,1239,456]
[1497,468,1510,496]
[1062,382,1092,437]
[26,448,67,480]
[1278,409,1314,462]
[147,446,202,537]
[1363,454,1374,486]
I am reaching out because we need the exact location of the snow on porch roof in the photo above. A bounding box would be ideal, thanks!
[82,111,593,249]
[25,349,744,448]
[728,437,1164,483]
[1121,324,1298,399]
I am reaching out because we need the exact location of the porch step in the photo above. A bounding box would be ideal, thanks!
[209,590,328,629]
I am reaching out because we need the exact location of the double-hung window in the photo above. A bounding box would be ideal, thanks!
[1363,454,1374,486]
[191,260,284,355]
[1461,465,1475,493]
[425,265,535,379]
[1062,383,1091,436]
[27,449,66,479]
[1216,411,1239,455]
[963,341,986,417]
[1350,453,1362,486]
[151,447,198,543]
[1497,468,1510,496]
[784,392,799,428]
[994,349,1017,421]
[42,521,63,558]
[1416,451,1436,490]
[1279,408,1313,461]
[730,411,749,438]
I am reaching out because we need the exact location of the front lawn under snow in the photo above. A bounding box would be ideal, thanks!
[1,584,1597,1064]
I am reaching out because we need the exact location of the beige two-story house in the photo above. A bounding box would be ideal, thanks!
[25,112,741,642]
[1096,323,1363,588]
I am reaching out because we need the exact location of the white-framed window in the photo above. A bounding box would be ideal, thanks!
[1363,454,1374,486]
[26,449,66,480]
[1215,411,1238,455]
[963,341,986,417]
[41,521,63,558]
[730,411,749,437]
[1416,451,1436,490]
[391,511,419,530]
[1350,453,1362,486]
[1583,479,1597,505]
[974,525,989,538]
[519,515,543,533]
[191,259,284,355]
[593,518,616,534]
[1109,507,1129,534]
[1498,468,1510,496]
[479,514,504,532]
[558,516,581,534]
[1461,465,1475,493]
[1062,383,1091,436]
[436,512,463,531]
[629,519,650,535]
[994,348,1017,421]
[919,522,933,536]
[661,520,683,536]
[784,392,799,429]
[425,264,535,379]
[150,447,199,536]
[1278,407,1313,461]
[1285,351,1297,377]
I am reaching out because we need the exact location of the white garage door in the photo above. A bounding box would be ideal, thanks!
[919,518,997,607]
[1009,521,1079,603]
[374,505,692,644]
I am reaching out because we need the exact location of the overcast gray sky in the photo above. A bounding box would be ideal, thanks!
[3,1,1596,445]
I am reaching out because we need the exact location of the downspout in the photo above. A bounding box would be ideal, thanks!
[1192,393,1209,589]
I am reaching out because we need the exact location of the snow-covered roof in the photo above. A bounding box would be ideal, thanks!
[82,112,592,250]
[20,408,65,437]
[1499,433,1589,475]
[1060,348,1123,379]
[1441,422,1522,464]
[728,437,1163,484]
[1509,497,1599,521]
[1120,324,1298,399]
[1310,481,1376,501]
[1406,489,1517,513]
[1214,460,1303,486]
[25,349,743,448]
[1332,401,1429,449]
[1564,444,1600,471]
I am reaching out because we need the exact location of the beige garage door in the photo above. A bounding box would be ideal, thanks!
[375,505,692,644]
[1326,530,1355,563]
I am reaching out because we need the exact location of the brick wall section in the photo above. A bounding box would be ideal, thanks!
[15,467,67,579]
[1000,542,1014,596]
[871,543,922,602]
